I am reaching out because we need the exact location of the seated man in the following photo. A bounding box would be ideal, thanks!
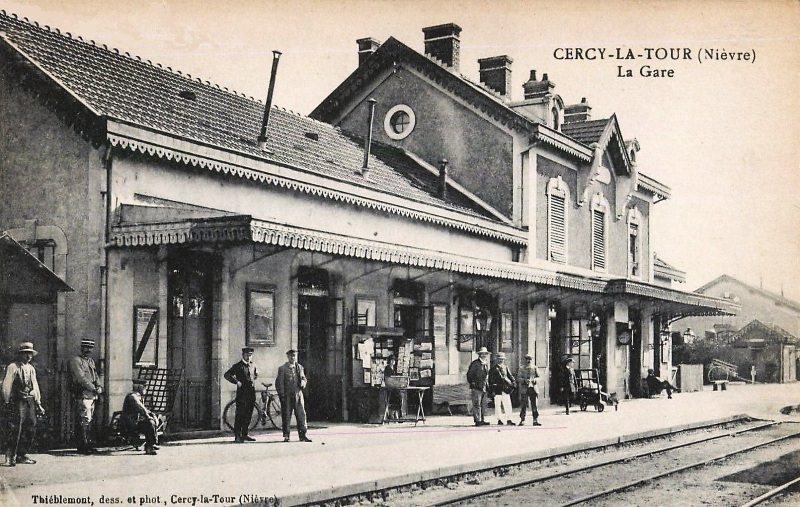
[645,369,677,399]
[120,379,159,455]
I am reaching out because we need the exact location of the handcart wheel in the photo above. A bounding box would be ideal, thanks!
[597,404,605,412]
[580,402,587,411]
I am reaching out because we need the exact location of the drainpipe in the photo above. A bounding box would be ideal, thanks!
[101,143,113,432]
[438,159,449,199]
[360,98,377,178]
[257,50,282,150]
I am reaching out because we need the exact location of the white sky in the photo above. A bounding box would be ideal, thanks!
[5,0,799,300]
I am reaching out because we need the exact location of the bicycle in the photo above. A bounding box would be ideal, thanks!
[223,382,281,432]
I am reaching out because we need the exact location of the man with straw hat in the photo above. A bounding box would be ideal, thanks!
[1,342,45,467]
[466,347,492,427]
[68,339,103,454]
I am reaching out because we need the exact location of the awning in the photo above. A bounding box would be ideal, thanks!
[606,279,739,319]
[109,206,606,292]
[109,207,738,319]
[0,233,73,300]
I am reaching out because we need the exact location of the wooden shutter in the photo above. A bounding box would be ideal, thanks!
[549,193,567,263]
[592,209,606,270]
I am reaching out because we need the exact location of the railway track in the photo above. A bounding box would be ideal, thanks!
[426,421,800,507]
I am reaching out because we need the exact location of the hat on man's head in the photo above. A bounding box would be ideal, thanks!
[496,352,506,359]
[565,357,574,364]
[647,368,655,374]
[286,349,297,355]
[524,354,533,360]
[132,379,148,387]
[241,347,255,354]
[17,342,38,356]
[476,347,490,356]
[81,339,96,348]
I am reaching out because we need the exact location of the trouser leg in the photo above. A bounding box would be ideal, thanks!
[531,393,539,421]
[281,395,295,438]
[15,400,37,459]
[137,420,157,450]
[662,381,673,398]
[519,392,528,421]
[295,392,308,438]
[470,389,483,423]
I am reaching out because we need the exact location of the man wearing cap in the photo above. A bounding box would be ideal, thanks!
[488,352,517,426]
[68,339,103,454]
[1,342,45,467]
[275,349,311,442]
[562,357,578,415]
[517,355,542,426]
[120,380,158,455]
[224,347,258,443]
[466,347,492,426]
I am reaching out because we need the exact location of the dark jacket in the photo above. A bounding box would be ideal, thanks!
[466,359,490,391]
[224,360,258,400]
[488,363,516,396]
[275,362,307,399]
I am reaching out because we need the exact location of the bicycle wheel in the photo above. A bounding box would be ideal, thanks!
[265,396,282,429]
[223,399,261,432]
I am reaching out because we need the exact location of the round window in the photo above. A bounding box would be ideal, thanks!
[384,104,416,140]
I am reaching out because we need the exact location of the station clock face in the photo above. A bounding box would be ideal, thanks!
[618,331,632,345]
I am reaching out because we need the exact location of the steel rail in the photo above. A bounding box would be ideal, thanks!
[738,475,800,507]
[560,428,800,506]
[432,420,781,507]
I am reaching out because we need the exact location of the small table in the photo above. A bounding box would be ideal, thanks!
[382,386,429,426]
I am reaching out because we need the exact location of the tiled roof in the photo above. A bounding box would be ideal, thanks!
[0,11,495,222]
[560,119,611,145]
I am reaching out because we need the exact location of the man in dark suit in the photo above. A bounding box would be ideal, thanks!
[224,347,258,443]
[275,349,311,442]
[466,347,491,426]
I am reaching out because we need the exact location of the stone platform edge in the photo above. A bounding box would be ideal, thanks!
[272,413,755,507]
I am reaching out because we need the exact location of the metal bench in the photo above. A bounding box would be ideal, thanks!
[432,384,472,415]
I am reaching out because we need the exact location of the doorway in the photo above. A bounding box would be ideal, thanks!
[167,252,214,430]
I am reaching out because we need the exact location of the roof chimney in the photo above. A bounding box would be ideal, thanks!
[478,55,513,99]
[257,50,282,150]
[438,159,449,199]
[422,23,462,71]
[564,97,592,123]
[357,37,381,66]
[522,69,555,100]
[359,98,377,178]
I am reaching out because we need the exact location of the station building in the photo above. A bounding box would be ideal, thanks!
[0,13,737,443]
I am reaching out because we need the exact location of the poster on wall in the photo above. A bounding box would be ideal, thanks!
[433,305,447,349]
[133,306,158,367]
[247,285,275,346]
[457,307,475,352]
[500,312,513,351]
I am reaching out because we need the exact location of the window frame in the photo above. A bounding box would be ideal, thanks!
[547,176,569,264]
[590,193,610,272]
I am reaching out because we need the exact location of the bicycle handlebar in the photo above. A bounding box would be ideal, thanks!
[261,382,273,389]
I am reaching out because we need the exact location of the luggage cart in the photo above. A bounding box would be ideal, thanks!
[576,369,609,412]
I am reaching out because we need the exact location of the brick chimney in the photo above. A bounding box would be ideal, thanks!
[478,55,513,99]
[564,97,592,123]
[422,23,462,71]
[357,37,381,66]
[522,70,555,100]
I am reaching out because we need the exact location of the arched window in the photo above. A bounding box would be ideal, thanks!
[551,107,560,130]
[547,176,569,264]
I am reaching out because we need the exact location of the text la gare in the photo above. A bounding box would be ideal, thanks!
[617,65,674,78]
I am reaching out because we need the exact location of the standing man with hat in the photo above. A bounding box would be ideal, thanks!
[1,342,45,467]
[275,349,311,442]
[224,347,258,443]
[120,379,159,455]
[517,355,542,426]
[562,357,578,415]
[466,347,492,427]
[488,352,517,426]
[68,339,103,454]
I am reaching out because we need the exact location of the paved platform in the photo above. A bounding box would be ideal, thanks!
[1,383,798,507]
